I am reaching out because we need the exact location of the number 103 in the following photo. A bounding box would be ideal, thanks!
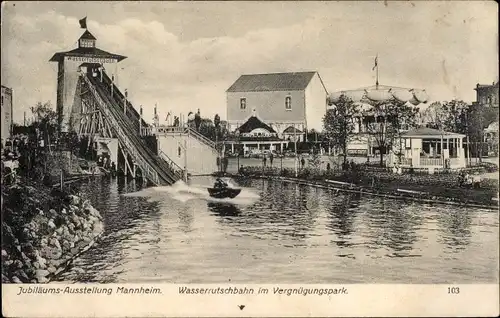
[448,287,460,294]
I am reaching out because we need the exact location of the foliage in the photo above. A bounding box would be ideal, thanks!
[323,95,359,168]
[306,129,325,142]
[421,99,499,160]
[366,99,419,166]
[30,101,58,143]
[308,146,322,171]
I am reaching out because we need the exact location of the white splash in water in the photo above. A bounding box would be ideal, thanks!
[123,179,260,206]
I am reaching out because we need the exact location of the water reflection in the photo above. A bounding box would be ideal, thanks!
[207,202,242,217]
[57,178,162,283]
[326,193,359,248]
[437,207,472,252]
[363,199,423,255]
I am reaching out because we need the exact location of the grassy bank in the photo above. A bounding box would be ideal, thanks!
[225,164,499,207]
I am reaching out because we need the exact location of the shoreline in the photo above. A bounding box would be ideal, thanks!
[1,151,105,284]
[215,166,499,210]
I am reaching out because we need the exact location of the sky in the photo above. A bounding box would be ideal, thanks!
[1,1,498,124]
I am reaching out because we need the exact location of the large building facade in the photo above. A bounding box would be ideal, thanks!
[1,85,13,141]
[226,71,328,138]
[474,81,499,108]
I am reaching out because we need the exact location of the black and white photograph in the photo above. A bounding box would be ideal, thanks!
[1,0,499,315]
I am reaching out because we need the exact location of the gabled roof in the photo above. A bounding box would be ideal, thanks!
[283,126,303,134]
[227,71,319,92]
[79,30,97,40]
[237,116,276,133]
[403,127,465,138]
[49,47,127,62]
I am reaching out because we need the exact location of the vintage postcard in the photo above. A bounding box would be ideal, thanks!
[1,1,499,317]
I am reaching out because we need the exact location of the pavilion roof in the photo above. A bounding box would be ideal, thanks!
[402,127,465,138]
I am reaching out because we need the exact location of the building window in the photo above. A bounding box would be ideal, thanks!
[240,98,246,110]
[79,39,95,48]
[285,96,292,110]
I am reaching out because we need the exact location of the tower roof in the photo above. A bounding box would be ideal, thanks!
[79,30,97,40]
[49,47,127,63]
[49,29,127,63]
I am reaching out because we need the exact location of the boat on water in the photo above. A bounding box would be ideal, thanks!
[208,178,241,199]
[207,187,241,199]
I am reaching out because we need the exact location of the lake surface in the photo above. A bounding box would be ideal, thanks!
[53,176,499,283]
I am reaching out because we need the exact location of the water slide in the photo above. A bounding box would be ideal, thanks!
[83,69,183,185]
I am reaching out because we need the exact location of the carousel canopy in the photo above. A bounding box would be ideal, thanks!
[327,84,429,107]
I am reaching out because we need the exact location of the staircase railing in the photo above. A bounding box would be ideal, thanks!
[184,127,217,149]
[158,149,185,180]
[82,73,162,185]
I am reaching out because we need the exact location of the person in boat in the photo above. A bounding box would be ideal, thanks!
[214,177,228,189]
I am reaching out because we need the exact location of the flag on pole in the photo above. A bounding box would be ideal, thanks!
[79,17,87,29]
[372,55,378,71]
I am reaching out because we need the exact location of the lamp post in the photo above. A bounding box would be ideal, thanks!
[139,105,143,135]
[465,110,471,166]
[294,123,298,177]
[237,122,240,172]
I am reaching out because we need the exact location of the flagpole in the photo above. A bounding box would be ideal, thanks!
[375,54,379,88]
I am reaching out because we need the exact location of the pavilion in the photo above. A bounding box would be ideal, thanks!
[391,127,467,169]
[327,83,430,157]
[222,114,288,155]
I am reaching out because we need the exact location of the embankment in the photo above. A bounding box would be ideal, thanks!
[2,155,103,283]
[224,165,499,209]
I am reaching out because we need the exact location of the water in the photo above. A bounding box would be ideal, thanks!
[54,177,499,283]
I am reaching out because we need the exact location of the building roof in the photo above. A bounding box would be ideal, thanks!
[79,30,97,40]
[282,126,303,134]
[1,85,12,93]
[402,127,465,138]
[227,71,321,92]
[224,136,285,142]
[237,115,276,133]
[475,82,499,90]
[49,47,127,62]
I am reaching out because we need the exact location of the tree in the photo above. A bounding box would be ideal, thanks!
[420,101,446,129]
[308,145,322,172]
[323,95,359,169]
[366,100,418,166]
[389,101,419,163]
[30,101,58,148]
[213,114,221,141]
[422,100,469,134]
[194,109,201,131]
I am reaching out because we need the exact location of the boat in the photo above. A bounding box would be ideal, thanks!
[207,187,241,199]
